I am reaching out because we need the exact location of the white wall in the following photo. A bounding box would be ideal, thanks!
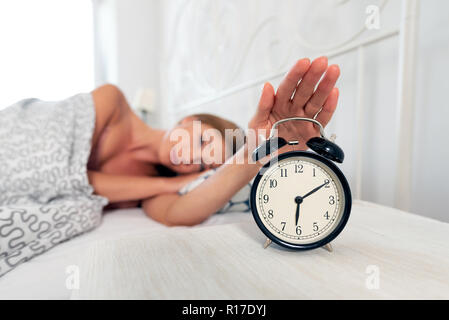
[0,0,95,108]
[95,0,448,222]
[93,0,161,126]
[412,0,449,221]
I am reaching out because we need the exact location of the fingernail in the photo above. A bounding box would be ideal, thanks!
[329,64,340,72]
[315,56,328,64]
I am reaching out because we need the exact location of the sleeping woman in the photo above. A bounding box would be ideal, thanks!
[87,56,341,226]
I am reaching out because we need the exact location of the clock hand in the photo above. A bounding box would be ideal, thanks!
[295,202,300,226]
[295,196,303,226]
[302,181,329,199]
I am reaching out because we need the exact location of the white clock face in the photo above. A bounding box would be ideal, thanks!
[255,155,346,245]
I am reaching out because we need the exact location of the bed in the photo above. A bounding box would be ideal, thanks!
[2,0,446,300]
[0,200,447,300]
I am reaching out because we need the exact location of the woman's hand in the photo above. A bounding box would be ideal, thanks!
[248,56,340,150]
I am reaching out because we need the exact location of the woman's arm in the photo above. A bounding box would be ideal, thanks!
[143,56,340,226]
[88,170,202,203]
[142,145,262,226]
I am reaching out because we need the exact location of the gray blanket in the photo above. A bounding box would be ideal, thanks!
[0,93,108,277]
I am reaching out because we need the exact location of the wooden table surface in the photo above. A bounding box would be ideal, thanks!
[71,200,449,299]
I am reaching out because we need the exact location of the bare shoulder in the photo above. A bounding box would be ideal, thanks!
[91,84,130,143]
[92,84,126,123]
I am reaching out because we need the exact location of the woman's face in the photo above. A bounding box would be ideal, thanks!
[158,117,226,174]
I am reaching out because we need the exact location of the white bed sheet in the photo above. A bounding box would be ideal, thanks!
[0,208,249,299]
[0,200,448,299]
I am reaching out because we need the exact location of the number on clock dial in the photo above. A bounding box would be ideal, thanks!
[257,158,343,244]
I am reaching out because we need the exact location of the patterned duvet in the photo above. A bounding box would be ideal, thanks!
[0,93,108,277]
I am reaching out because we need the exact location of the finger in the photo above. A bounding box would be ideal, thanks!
[304,64,340,118]
[254,82,275,123]
[276,58,311,104]
[315,87,339,127]
[291,56,328,110]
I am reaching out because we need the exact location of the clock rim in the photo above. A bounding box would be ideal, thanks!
[250,150,352,251]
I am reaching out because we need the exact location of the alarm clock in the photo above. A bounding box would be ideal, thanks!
[250,117,352,252]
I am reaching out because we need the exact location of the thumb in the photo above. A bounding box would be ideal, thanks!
[254,82,275,123]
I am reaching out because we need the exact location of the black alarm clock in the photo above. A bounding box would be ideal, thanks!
[250,117,352,252]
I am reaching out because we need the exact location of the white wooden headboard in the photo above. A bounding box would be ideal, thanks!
[159,0,420,213]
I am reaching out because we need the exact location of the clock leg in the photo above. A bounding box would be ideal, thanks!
[263,238,272,249]
[322,243,333,252]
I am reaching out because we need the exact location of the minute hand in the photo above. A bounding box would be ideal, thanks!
[302,181,329,199]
